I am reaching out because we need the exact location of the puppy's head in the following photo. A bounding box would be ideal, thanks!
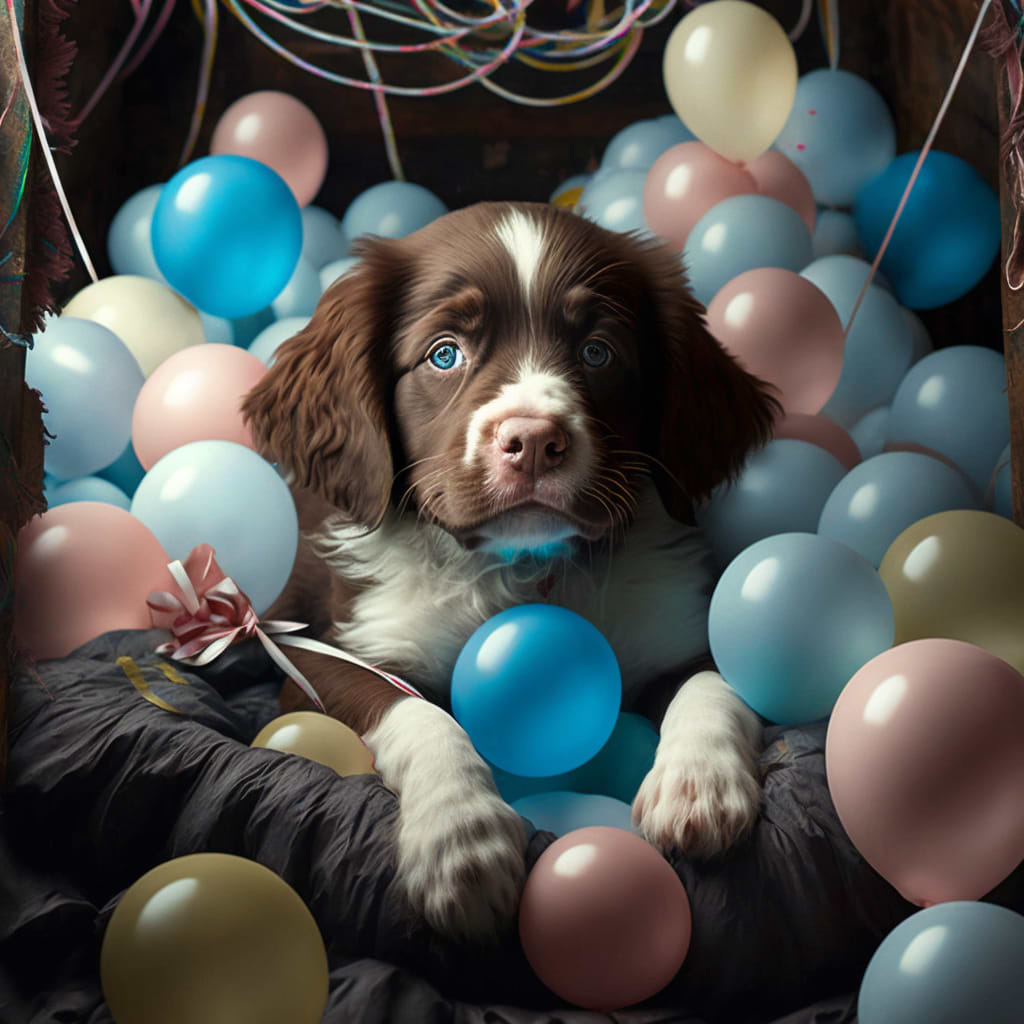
[242,202,779,556]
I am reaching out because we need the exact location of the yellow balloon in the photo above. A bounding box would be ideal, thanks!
[662,0,797,163]
[101,853,329,1024]
[879,509,1024,674]
[62,274,206,377]
[252,711,376,777]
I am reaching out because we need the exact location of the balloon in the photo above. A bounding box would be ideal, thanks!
[773,412,860,471]
[878,509,1024,674]
[130,343,267,470]
[826,639,1024,906]
[101,853,328,1024]
[198,311,234,345]
[131,440,299,616]
[773,69,896,206]
[300,205,349,269]
[47,476,131,510]
[577,170,653,238]
[152,155,303,319]
[858,902,1024,1024]
[270,256,321,319]
[599,117,694,176]
[210,90,328,208]
[519,826,691,1011]
[249,316,311,368]
[340,180,447,241]
[252,711,376,777]
[107,184,165,280]
[662,0,797,163]
[811,208,861,260]
[643,141,756,251]
[26,316,145,479]
[854,150,1001,309]
[709,531,894,724]
[704,267,844,416]
[818,452,979,567]
[231,307,276,348]
[319,256,359,294]
[97,441,147,498]
[849,405,890,460]
[549,173,592,209]
[697,438,847,567]
[61,275,206,377]
[903,307,934,364]
[14,502,178,660]
[886,345,1009,494]
[683,194,813,306]
[992,443,1012,519]
[744,148,816,232]
[451,604,622,777]
[800,255,914,427]
[513,792,638,837]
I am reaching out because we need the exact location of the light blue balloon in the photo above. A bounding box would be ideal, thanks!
[773,69,896,207]
[47,475,131,510]
[451,604,622,777]
[130,440,299,616]
[512,792,638,837]
[904,307,934,365]
[198,311,234,345]
[812,208,861,260]
[549,173,592,205]
[271,256,320,319]
[854,150,1001,310]
[319,256,359,295]
[107,183,165,281]
[993,443,1012,519]
[709,532,894,724]
[96,441,147,498]
[300,205,349,270]
[887,345,1010,494]
[230,307,275,348]
[800,255,913,426]
[684,194,813,306]
[600,117,695,175]
[858,902,1024,1024]
[818,452,980,567]
[340,180,447,241]
[26,316,145,480]
[577,170,653,238]
[249,316,311,368]
[696,439,847,568]
[848,405,891,461]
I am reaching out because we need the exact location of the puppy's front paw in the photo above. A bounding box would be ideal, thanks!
[396,788,528,943]
[632,740,761,860]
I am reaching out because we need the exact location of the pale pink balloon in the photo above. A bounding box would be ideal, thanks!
[643,141,756,252]
[744,149,817,234]
[14,503,179,660]
[211,91,328,208]
[132,343,267,470]
[705,268,844,416]
[519,826,691,1011]
[826,639,1024,907]
[774,412,861,470]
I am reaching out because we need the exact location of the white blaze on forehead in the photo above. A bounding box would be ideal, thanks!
[494,210,546,299]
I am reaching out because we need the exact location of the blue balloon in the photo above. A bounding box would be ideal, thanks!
[600,117,694,176]
[904,307,934,364]
[96,441,147,498]
[26,316,145,480]
[859,902,1024,1024]
[512,792,638,837]
[887,345,1010,494]
[993,443,1012,519]
[811,208,861,260]
[709,532,894,724]
[47,475,131,510]
[249,316,311,368]
[696,439,847,568]
[271,257,321,319]
[683,194,813,306]
[848,405,890,461]
[230,307,275,348]
[198,311,234,345]
[107,183,165,281]
[151,155,303,319]
[800,255,914,426]
[818,452,980,567]
[452,604,622,777]
[340,180,447,241]
[774,69,896,207]
[131,440,299,616]
[854,150,1001,310]
[300,205,349,270]
[319,256,360,295]
[577,170,653,238]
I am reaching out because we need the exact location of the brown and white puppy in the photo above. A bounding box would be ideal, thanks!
[241,200,779,942]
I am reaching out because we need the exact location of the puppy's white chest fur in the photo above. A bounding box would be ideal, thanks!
[313,485,715,704]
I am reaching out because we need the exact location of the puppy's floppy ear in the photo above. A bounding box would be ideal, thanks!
[241,238,405,527]
[632,239,782,520]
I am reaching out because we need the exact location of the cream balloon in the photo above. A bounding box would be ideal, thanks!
[252,711,376,777]
[62,274,206,376]
[662,0,798,163]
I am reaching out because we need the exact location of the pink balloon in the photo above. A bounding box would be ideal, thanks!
[518,826,691,1011]
[744,149,817,234]
[705,268,844,416]
[132,343,267,470]
[210,91,328,208]
[774,412,861,470]
[826,639,1024,907]
[14,502,179,660]
[643,141,756,252]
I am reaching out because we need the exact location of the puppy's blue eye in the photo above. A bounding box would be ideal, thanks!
[581,340,612,368]
[429,341,464,371]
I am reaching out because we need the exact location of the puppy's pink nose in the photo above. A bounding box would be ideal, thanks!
[496,417,568,476]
